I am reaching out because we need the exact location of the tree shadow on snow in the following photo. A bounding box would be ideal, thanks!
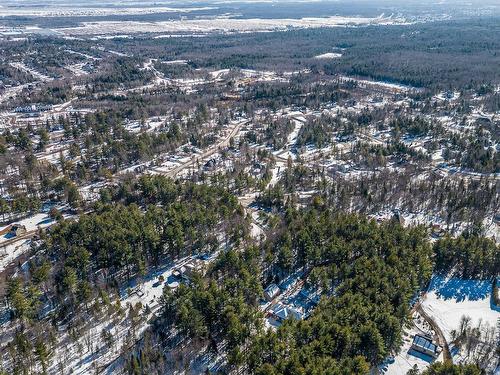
[430,275,491,302]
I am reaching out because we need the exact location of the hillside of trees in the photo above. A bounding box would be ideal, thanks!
[1,177,248,373]
[125,207,438,373]
[1,173,498,373]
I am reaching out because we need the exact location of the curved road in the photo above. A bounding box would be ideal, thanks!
[415,303,451,362]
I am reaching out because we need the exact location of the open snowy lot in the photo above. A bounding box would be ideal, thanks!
[58,15,405,36]
[314,52,343,59]
[0,241,30,274]
[421,275,499,342]
[0,213,52,240]
[384,314,442,375]
[0,6,215,18]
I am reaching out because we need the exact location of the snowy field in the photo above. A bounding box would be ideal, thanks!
[385,275,499,374]
[314,52,343,59]
[58,15,405,36]
[338,75,421,93]
[383,314,442,375]
[0,6,215,18]
[0,213,52,239]
[421,275,499,342]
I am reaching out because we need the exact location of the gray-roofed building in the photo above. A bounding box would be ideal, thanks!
[270,303,305,322]
[411,334,442,358]
[264,283,280,301]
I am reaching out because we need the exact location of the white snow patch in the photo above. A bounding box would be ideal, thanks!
[314,52,342,59]
[384,314,441,375]
[421,275,499,343]
[58,15,406,36]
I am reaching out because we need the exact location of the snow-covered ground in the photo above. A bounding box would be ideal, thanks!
[0,240,30,274]
[211,69,230,80]
[383,312,442,375]
[421,275,499,343]
[314,52,342,59]
[483,217,500,243]
[66,63,88,76]
[272,116,304,161]
[163,59,188,65]
[79,181,108,202]
[435,91,460,101]
[0,213,53,240]
[0,6,215,18]
[338,75,421,93]
[48,252,212,374]
[0,83,33,105]
[0,209,72,272]
[58,15,406,36]
[64,49,100,61]
[384,275,499,374]
[9,62,53,82]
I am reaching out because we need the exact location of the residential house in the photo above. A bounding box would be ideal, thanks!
[8,224,27,237]
[264,283,280,301]
[411,334,442,358]
[270,303,305,323]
